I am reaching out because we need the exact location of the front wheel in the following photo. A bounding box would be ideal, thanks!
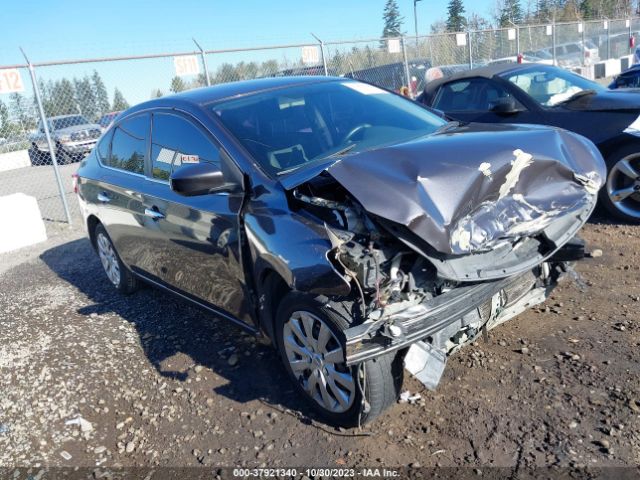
[275,292,403,427]
[600,149,640,223]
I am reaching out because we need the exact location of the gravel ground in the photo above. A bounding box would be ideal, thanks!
[0,218,639,473]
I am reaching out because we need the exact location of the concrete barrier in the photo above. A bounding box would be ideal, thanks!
[0,149,31,172]
[0,193,47,253]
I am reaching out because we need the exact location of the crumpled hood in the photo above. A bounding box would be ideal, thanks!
[284,123,606,255]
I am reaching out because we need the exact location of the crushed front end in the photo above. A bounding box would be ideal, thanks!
[284,124,606,390]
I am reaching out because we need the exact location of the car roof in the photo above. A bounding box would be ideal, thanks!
[126,76,340,115]
[423,63,549,94]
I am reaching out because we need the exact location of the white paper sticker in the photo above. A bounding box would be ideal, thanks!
[627,19,631,28]
[578,23,584,33]
[301,46,320,65]
[456,33,467,46]
[507,29,516,41]
[0,69,25,94]
[387,38,401,54]
[173,55,200,77]
[603,20,608,30]
[546,25,553,36]
[342,82,388,95]
[181,154,200,164]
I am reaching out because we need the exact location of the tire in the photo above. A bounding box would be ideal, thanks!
[28,144,50,166]
[94,223,138,294]
[599,147,640,223]
[274,291,403,427]
[55,144,74,165]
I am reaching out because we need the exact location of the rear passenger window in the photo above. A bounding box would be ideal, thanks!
[150,113,220,181]
[106,114,149,174]
[96,130,113,162]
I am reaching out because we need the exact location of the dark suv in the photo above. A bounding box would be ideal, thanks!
[75,76,605,426]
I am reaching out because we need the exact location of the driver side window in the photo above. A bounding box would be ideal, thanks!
[433,78,523,112]
[150,112,221,181]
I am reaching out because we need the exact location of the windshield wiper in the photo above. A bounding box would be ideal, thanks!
[322,143,358,160]
[434,120,462,134]
[557,89,597,105]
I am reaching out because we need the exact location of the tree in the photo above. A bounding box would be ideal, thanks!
[446,0,467,32]
[92,70,110,115]
[10,92,33,129]
[170,76,187,93]
[74,76,97,120]
[0,100,10,136]
[498,0,524,26]
[151,89,164,98]
[112,89,129,111]
[381,0,404,38]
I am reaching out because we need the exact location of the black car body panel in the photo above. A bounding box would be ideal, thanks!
[76,76,604,373]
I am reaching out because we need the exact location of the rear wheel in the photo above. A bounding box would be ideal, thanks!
[94,223,138,294]
[601,149,640,223]
[275,292,403,427]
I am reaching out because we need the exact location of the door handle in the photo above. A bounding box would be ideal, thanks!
[144,207,165,220]
[97,192,111,203]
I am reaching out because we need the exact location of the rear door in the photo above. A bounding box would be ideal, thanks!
[138,110,253,326]
[93,113,150,270]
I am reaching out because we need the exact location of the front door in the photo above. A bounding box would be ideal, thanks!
[137,110,253,326]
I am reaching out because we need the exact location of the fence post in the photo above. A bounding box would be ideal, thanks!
[629,19,633,55]
[516,26,520,57]
[20,49,72,225]
[552,22,557,66]
[401,36,412,97]
[467,31,473,69]
[193,38,211,86]
[607,20,611,60]
[582,23,586,66]
[311,33,329,76]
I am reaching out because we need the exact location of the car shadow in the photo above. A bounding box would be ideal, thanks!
[39,238,318,425]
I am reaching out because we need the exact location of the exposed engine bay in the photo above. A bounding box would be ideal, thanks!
[289,167,590,389]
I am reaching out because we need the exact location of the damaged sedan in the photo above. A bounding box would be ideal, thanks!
[75,76,606,426]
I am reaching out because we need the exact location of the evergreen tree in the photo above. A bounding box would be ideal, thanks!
[0,100,10,136]
[381,0,404,38]
[92,70,110,115]
[74,76,97,120]
[446,0,467,32]
[498,0,524,26]
[170,76,187,93]
[112,89,129,111]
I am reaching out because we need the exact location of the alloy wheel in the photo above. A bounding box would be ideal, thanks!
[606,154,640,220]
[97,232,121,287]
[282,311,356,413]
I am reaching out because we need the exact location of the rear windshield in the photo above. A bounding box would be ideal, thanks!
[212,81,445,176]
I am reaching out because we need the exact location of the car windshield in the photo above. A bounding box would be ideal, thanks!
[502,66,604,107]
[51,115,90,130]
[212,80,446,176]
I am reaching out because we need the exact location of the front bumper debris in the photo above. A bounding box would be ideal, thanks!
[343,267,556,366]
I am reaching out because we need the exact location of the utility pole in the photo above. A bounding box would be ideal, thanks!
[414,0,422,48]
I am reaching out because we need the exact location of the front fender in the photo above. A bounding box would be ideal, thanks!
[243,209,351,297]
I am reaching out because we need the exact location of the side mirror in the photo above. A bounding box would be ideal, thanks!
[170,162,234,196]
[490,97,520,115]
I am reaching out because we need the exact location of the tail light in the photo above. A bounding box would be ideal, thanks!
[72,173,79,194]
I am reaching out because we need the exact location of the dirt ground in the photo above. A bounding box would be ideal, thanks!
[1,217,639,476]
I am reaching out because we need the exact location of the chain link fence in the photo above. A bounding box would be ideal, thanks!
[1,17,639,231]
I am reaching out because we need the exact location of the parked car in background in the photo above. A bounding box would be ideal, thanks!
[76,76,604,426]
[29,114,102,166]
[609,63,640,89]
[527,41,599,66]
[97,111,122,131]
[417,63,640,222]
